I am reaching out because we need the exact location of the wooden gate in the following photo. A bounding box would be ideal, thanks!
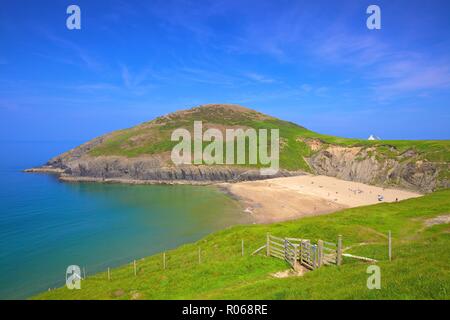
[299,240,317,270]
[322,241,338,265]
[284,239,298,269]
[267,234,285,260]
[265,234,343,270]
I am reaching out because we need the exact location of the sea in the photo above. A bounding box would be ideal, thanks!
[0,141,247,299]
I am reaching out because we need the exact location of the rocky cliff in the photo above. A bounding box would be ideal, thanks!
[46,155,298,183]
[40,134,299,183]
[304,140,449,193]
[27,104,449,192]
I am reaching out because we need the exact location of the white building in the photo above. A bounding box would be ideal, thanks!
[368,134,381,141]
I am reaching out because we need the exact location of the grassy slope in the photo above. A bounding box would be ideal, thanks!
[87,105,450,172]
[35,189,450,300]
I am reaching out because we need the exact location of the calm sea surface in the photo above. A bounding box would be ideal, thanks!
[0,141,247,299]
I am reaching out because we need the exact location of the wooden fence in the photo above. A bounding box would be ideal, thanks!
[322,240,338,266]
[265,234,343,270]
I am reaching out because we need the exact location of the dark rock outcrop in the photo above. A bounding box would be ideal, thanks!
[43,154,299,183]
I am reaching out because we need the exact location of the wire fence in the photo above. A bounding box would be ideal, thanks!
[52,231,390,291]
[55,239,252,288]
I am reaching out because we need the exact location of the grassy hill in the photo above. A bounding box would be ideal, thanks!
[87,104,450,172]
[43,104,449,192]
[34,189,450,300]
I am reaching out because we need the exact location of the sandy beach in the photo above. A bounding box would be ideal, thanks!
[220,175,422,223]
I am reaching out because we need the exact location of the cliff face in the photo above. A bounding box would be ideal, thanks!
[61,158,297,182]
[305,143,449,193]
[45,138,447,191]
[28,104,449,192]
[40,104,305,183]
[46,150,298,183]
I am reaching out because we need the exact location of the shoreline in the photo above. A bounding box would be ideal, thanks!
[24,166,66,174]
[25,167,423,224]
[218,174,423,223]
[58,175,219,186]
[24,167,231,186]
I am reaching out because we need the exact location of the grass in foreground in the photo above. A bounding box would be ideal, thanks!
[34,189,450,300]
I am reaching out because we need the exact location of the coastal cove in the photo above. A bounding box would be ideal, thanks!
[0,139,433,299]
[0,141,250,299]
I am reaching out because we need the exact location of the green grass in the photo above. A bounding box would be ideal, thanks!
[87,105,450,174]
[34,189,450,300]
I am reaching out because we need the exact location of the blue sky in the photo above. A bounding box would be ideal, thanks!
[1,0,449,141]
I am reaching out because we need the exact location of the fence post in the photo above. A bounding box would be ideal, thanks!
[241,239,244,257]
[388,230,392,261]
[266,233,270,256]
[284,239,287,264]
[299,241,303,265]
[83,267,86,280]
[107,267,111,281]
[163,252,166,270]
[198,247,201,264]
[317,240,324,268]
[293,242,299,270]
[133,260,137,276]
[337,235,343,266]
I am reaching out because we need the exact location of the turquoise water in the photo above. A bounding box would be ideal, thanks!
[0,141,247,299]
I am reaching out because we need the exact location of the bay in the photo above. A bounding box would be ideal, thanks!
[0,141,247,299]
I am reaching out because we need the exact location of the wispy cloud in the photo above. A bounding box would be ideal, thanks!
[118,65,155,95]
[140,1,450,101]
[314,32,388,67]
[300,84,329,96]
[61,67,155,97]
[372,59,450,96]
[71,83,121,92]
[175,67,241,86]
[244,72,276,83]
[310,26,450,99]
[42,32,102,72]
